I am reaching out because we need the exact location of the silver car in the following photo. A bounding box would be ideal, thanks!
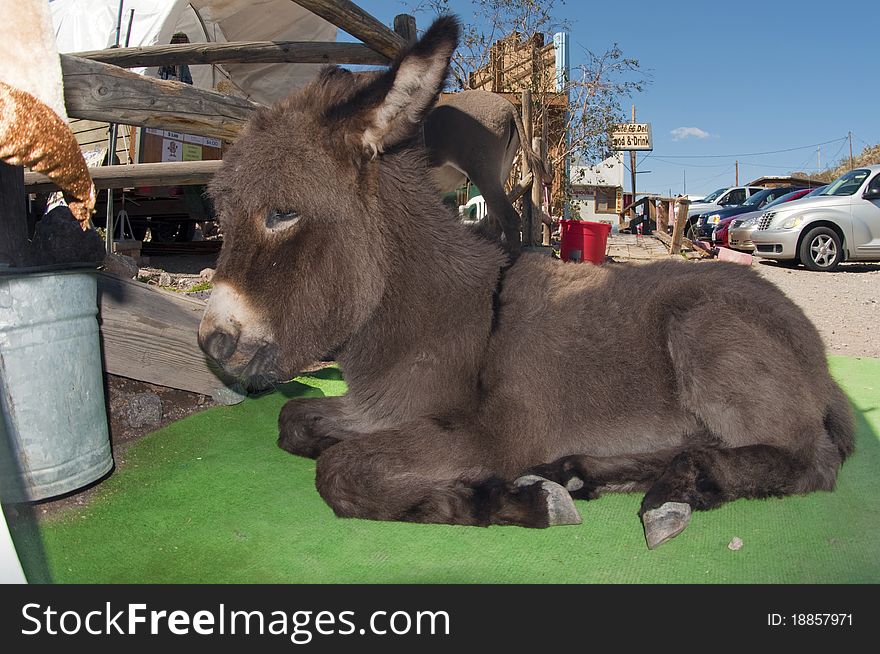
[750,166,880,271]
[728,187,825,251]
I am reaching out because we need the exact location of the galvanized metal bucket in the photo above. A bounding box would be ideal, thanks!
[0,270,112,502]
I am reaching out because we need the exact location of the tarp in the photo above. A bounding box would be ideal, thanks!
[50,0,337,105]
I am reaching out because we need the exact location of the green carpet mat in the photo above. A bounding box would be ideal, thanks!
[40,357,880,583]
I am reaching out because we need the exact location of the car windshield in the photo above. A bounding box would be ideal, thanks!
[699,188,727,203]
[764,190,805,208]
[804,185,828,197]
[741,188,777,207]
[820,170,870,196]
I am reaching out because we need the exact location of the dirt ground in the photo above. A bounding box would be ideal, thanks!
[751,259,880,358]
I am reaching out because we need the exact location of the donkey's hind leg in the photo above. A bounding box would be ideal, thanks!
[638,441,839,548]
[315,426,580,528]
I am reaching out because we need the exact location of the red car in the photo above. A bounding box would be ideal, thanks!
[711,188,814,247]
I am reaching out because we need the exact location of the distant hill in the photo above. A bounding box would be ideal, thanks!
[790,142,880,183]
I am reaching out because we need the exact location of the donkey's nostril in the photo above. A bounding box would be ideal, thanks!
[200,328,239,364]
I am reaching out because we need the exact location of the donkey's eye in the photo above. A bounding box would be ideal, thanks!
[266,209,300,230]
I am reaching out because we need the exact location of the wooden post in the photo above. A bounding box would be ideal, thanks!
[531,137,543,246]
[670,198,689,255]
[629,104,637,229]
[520,90,533,246]
[0,163,28,268]
[657,199,670,233]
[540,102,551,246]
[393,15,417,45]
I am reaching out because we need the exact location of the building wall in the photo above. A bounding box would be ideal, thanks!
[571,154,625,223]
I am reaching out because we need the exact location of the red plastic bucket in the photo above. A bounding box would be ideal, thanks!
[560,220,611,264]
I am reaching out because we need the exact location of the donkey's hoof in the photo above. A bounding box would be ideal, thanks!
[514,475,582,526]
[642,502,691,549]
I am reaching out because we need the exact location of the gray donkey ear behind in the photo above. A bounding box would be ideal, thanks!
[360,16,459,156]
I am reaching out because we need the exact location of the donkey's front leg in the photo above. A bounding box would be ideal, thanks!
[314,426,581,528]
[278,396,359,459]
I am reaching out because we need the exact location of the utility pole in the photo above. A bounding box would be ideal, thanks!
[735,160,739,186]
[849,131,854,170]
[817,146,821,170]
[630,104,636,220]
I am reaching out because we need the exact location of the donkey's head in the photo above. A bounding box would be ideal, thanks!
[199,17,459,387]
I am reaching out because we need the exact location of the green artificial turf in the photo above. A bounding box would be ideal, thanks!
[40,357,880,584]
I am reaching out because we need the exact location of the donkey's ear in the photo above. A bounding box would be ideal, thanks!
[359,16,459,155]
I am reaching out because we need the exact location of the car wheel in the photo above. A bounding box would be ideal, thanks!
[799,226,842,272]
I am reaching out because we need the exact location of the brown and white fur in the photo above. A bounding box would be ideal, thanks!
[199,18,853,548]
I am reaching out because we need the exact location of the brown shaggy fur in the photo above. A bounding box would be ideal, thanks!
[199,18,853,543]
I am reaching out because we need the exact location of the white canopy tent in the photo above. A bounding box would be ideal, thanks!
[50,0,338,106]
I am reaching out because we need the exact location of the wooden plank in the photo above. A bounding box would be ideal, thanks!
[96,271,242,401]
[507,172,532,203]
[655,223,710,258]
[290,0,406,59]
[73,41,389,68]
[61,55,257,141]
[24,160,223,194]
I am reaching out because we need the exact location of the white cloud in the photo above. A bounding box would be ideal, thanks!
[670,126,711,140]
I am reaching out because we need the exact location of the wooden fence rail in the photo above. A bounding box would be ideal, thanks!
[73,41,389,68]
[61,55,257,140]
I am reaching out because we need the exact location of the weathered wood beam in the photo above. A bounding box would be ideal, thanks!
[670,198,689,256]
[393,14,417,45]
[97,272,244,404]
[73,41,389,68]
[24,161,223,194]
[507,172,532,203]
[61,55,257,141]
[290,0,405,59]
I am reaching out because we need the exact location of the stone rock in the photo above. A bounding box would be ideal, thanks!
[728,536,744,551]
[199,267,215,282]
[158,272,172,287]
[125,392,163,428]
[102,252,139,279]
[176,277,198,290]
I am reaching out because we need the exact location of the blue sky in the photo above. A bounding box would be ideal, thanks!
[352,0,878,197]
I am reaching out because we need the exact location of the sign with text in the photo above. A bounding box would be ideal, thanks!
[611,123,653,151]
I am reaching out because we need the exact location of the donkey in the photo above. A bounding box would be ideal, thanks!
[198,18,853,549]
[425,89,546,250]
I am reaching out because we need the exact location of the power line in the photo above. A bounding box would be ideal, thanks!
[657,136,847,159]
[649,156,730,169]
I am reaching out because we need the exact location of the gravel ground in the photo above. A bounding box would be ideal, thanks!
[751,259,880,358]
